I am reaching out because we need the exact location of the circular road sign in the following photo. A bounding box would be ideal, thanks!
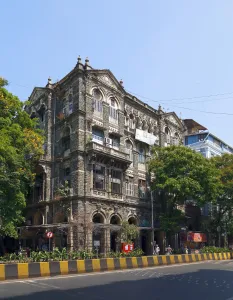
[46,231,53,238]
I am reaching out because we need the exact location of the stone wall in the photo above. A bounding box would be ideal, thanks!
[24,58,185,253]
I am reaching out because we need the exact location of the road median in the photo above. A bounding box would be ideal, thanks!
[0,252,231,281]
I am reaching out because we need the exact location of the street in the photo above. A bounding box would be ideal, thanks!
[1,260,233,300]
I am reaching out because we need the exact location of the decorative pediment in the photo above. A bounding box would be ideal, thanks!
[164,113,183,128]
[99,75,116,89]
[89,70,124,93]
[29,88,47,104]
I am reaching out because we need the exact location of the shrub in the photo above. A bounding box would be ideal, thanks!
[201,246,229,253]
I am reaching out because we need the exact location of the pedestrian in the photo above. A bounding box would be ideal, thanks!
[166,245,172,255]
[155,244,160,255]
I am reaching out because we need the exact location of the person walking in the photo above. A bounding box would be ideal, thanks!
[155,244,160,255]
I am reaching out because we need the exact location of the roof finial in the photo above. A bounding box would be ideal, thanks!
[85,57,90,66]
[119,79,124,86]
[46,76,52,88]
[78,55,82,63]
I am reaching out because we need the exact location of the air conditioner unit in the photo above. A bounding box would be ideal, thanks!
[104,138,112,146]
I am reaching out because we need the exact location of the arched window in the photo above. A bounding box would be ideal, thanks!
[68,93,73,114]
[174,132,180,145]
[38,105,46,123]
[128,217,137,225]
[92,89,103,113]
[109,98,118,123]
[138,144,146,163]
[124,111,129,127]
[125,140,133,163]
[165,127,171,145]
[110,215,121,225]
[93,213,105,224]
[129,114,135,130]
[142,120,148,131]
[62,127,71,151]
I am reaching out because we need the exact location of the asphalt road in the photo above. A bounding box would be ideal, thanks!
[1,260,233,300]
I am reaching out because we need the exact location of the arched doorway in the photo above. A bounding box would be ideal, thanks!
[110,215,121,252]
[128,217,137,225]
[92,213,105,253]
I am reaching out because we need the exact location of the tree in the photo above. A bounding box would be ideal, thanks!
[207,154,233,246]
[120,221,139,244]
[148,146,219,242]
[0,78,44,237]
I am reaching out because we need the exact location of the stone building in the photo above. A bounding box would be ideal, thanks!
[22,57,185,254]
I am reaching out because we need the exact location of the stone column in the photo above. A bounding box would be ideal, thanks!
[103,102,110,136]
[105,227,111,254]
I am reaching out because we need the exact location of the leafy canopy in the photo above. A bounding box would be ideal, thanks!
[120,221,139,243]
[0,78,44,237]
[149,146,219,206]
[206,154,233,238]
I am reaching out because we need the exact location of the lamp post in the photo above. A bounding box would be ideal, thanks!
[217,226,221,247]
[150,189,155,255]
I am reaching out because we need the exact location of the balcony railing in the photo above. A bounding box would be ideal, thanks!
[87,142,131,163]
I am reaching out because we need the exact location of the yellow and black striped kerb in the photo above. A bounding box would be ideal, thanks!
[0,252,231,281]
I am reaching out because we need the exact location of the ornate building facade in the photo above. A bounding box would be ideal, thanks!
[22,57,185,254]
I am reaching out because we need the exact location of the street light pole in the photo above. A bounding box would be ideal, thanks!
[217,226,221,247]
[151,190,154,255]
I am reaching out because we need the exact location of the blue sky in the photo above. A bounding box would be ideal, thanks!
[1,0,233,145]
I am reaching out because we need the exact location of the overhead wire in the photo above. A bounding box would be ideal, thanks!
[126,89,233,116]
[6,80,233,115]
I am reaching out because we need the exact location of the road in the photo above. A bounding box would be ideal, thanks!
[1,260,233,300]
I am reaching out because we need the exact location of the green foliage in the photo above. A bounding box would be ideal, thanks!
[148,146,220,236]
[107,248,144,258]
[55,181,71,197]
[201,246,229,253]
[0,248,144,263]
[207,154,233,239]
[149,146,219,206]
[0,78,44,237]
[120,221,139,243]
[159,209,185,234]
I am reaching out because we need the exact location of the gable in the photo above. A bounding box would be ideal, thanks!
[29,87,47,103]
[89,70,124,93]
[164,112,183,128]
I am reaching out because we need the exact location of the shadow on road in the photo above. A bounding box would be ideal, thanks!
[3,268,233,300]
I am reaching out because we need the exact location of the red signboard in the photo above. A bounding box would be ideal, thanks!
[122,243,134,253]
[187,232,207,243]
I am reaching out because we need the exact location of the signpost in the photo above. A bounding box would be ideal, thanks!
[46,231,53,252]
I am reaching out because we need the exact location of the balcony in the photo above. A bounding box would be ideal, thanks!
[87,141,131,164]
[91,189,123,200]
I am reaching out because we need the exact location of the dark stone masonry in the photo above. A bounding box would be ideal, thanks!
[22,57,185,255]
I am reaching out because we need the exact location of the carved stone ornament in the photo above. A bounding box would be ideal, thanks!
[99,75,115,89]
[166,115,179,126]
[113,206,119,214]
[96,203,102,212]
